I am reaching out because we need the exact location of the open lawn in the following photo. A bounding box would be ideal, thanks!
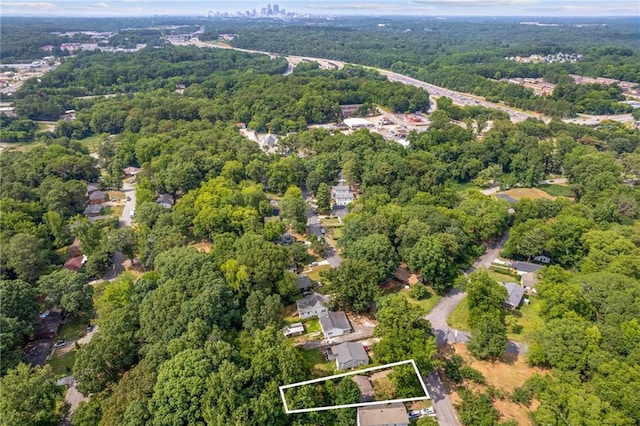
[307,264,331,282]
[301,348,335,377]
[106,190,125,200]
[448,296,543,342]
[487,268,520,283]
[538,184,575,198]
[452,181,482,194]
[398,288,442,315]
[102,205,124,218]
[320,217,342,227]
[48,350,76,376]
[77,134,106,153]
[58,313,91,341]
[497,188,555,200]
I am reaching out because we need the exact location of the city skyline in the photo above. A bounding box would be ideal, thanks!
[1,0,638,17]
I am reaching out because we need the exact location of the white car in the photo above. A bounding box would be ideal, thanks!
[408,407,435,419]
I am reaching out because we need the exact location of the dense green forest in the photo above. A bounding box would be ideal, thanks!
[218,17,639,117]
[1,16,640,426]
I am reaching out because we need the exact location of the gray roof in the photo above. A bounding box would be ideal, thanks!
[156,194,174,205]
[87,183,100,193]
[84,205,103,215]
[502,282,525,308]
[319,311,351,332]
[357,402,408,426]
[296,275,313,290]
[88,190,105,201]
[332,185,351,193]
[296,293,329,312]
[334,342,369,365]
[512,261,543,273]
[352,375,374,399]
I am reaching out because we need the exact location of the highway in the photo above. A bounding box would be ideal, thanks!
[172,36,634,127]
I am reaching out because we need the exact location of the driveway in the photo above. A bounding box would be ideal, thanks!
[104,181,136,281]
[306,196,343,268]
[425,371,460,426]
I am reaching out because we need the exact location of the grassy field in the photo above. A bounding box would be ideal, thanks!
[77,134,106,153]
[304,318,321,333]
[448,296,543,342]
[320,217,342,227]
[451,181,482,194]
[307,264,331,282]
[49,350,76,376]
[301,348,335,377]
[538,184,574,198]
[106,190,125,200]
[487,269,520,283]
[498,188,555,200]
[58,314,90,341]
[398,288,442,314]
[102,205,124,218]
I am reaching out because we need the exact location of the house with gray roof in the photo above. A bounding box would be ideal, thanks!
[296,274,313,294]
[352,376,375,402]
[319,311,351,339]
[296,293,330,320]
[331,184,355,206]
[156,194,174,208]
[88,190,106,205]
[84,204,103,217]
[357,402,409,426]
[501,282,525,310]
[328,342,369,370]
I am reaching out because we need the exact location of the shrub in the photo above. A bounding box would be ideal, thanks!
[409,283,431,300]
[460,366,486,384]
[444,354,463,383]
[511,386,533,406]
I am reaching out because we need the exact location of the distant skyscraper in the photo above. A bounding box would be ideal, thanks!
[273,4,280,14]
[268,4,272,15]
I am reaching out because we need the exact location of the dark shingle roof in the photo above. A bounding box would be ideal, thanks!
[296,275,313,290]
[319,311,351,332]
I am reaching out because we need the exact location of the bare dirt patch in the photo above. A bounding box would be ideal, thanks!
[448,343,546,425]
[498,188,556,200]
[191,242,212,253]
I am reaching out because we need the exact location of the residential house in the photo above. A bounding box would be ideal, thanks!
[331,184,355,206]
[156,194,174,208]
[87,183,100,194]
[84,204,103,217]
[63,256,83,272]
[33,310,62,340]
[259,134,279,153]
[352,376,375,402]
[24,340,53,367]
[282,322,305,337]
[296,275,313,294]
[123,166,142,177]
[69,238,82,258]
[393,263,421,285]
[328,342,369,370]
[175,83,186,94]
[357,402,409,426]
[512,261,543,276]
[297,293,330,320]
[501,282,525,310]
[319,311,352,339]
[89,190,106,205]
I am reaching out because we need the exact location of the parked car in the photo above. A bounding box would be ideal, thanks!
[126,196,131,201]
[53,341,67,348]
[408,408,435,420]
[86,324,93,333]
[309,261,318,267]
[316,281,323,287]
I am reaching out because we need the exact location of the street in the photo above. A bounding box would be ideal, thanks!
[104,181,136,281]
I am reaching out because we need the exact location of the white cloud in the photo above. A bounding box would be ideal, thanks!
[2,1,56,10]
[88,2,110,8]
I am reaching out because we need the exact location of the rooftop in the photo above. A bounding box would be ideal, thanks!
[502,282,525,308]
[296,275,313,290]
[334,342,369,364]
[357,402,408,426]
[319,310,351,331]
[296,293,330,311]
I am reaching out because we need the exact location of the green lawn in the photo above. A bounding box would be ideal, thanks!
[300,348,335,377]
[307,265,331,282]
[487,270,520,284]
[320,217,342,227]
[102,205,124,218]
[448,295,543,342]
[447,297,471,332]
[49,350,76,376]
[538,184,575,198]
[399,288,442,315]
[451,181,482,194]
[77,134,106,153]
[303,318,321,334]
[58,313,90,341]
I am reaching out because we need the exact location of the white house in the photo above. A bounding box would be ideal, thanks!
[331,184,354,206]
[319,311,351,339]
[296,293,330,320]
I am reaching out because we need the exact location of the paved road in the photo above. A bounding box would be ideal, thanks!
[306,196,342,268]
[425,370,460,426]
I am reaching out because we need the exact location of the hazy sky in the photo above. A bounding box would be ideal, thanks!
[1,0,638,17]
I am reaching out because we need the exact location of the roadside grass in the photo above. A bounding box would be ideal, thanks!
[301,348,335,377]
[58,313,91,341]
[447,298,471,332]
[538,184,575,198]
[451,181,482,194]
[487,269,520,283]
[49,350,76,376]
[448,296,543,342]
